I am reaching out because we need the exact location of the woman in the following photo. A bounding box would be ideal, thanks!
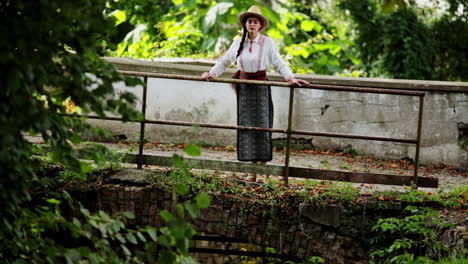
[202,5,309,164]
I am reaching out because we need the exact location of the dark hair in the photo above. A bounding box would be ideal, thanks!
[236,25,248,58]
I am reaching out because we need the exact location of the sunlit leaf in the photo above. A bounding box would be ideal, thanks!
[126,233,138,245]
[172,0,183,6]
[267,28,282,40]
[184,202,200,218]
[195,192,210,208]
[382,0,407,13]
[175,183,188,195]
[146,227,158,241]
[184,143,201,156]
[112,10,126,26]
[123,211,135,219]
[80,162,92,174]
[172,154,184,167]
[260,7,280,25]
[121,244,131,256]
[315,55,329,66]
[300,20,323,32]
[160,210,174,222]
[46,198,61,205]
[70,134,82,145]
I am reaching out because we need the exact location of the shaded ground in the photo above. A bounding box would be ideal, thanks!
[97,140,467,193]
[27,135,467,192]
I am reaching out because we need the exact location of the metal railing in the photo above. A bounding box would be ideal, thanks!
[79,70,431,188]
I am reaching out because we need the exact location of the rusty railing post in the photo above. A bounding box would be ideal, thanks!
[283,86,295,187]
[413,94,425,187]
[137,76,148,169]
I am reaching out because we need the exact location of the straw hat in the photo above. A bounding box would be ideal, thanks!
[238,5,269,32]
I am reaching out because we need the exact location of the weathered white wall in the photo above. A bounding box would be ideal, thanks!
[90,58,468,169]
[291,90,468,168]
[90,78,290,145]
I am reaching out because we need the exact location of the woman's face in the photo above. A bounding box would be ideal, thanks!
[245,16,261,34]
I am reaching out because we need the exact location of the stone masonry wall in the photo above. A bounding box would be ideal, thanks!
[77,185,369,263]
[72,184,468,264]
[73,183,465,263]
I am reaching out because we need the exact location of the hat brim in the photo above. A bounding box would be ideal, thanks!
[238,12,269,32]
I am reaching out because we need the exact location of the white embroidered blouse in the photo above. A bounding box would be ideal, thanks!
[208,34,294,81]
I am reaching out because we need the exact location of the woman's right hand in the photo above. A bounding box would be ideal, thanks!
[201,72,214,81]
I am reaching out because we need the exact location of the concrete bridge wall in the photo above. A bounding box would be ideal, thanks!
[92,57,468,169]
[73,179,467,263]
[78,184,371,263]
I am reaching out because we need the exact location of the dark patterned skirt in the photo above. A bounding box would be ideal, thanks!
[237,83,273,162]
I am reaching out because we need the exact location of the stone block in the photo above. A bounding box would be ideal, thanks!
[227,215,237,225]
[249,216,261,225]
[108,169,153,185]
[226,226,236,238]
[150,190,159,200]
[221,210,230,222]
[297,248,306,260]
[392,202,402,210]
[300,204,342,227]
[282,242,291,255]
[117,189,126,199]
[247,226,257,241]
[255,235,263,245]
[322,231,336,244]
[200,206,223,222]
[163,191,172,200]
[213,223,227,236]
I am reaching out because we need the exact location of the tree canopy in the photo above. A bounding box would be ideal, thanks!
[108,0,467,81]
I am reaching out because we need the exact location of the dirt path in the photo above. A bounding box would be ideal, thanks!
[101,141,467,193]
[26,135,467,192]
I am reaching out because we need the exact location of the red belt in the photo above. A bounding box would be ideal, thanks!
[239,70,267,80]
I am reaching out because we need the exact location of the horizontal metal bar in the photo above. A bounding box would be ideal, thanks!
[71,114,285,133]
[74,114,417,144]
[290,130,417,144]
[118,70,425,96]
[307,83,426,96]
[119,153,438,188]
[192,235,249,243]
[144,119,286,133]
[189,248,291,259]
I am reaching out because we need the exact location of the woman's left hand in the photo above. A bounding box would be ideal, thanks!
[287,78,310,87]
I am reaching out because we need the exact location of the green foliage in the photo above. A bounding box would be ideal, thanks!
[378,254,468,264]
[0,0,188,262]
[27,143,210,263]
[340,0,468,81]
[373,186,467,209]
[340,1,433,79]
[317,181,360,203]
[108,0,361,75]
[431,13,468,81]
[105,0,467,79]
[285,1,361,75]
[106,0,174,57]
[0,0,141,208]
[369,206,453,263]
[5,191,197,263]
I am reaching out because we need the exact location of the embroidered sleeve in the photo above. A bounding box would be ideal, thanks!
[268,38,294,81]
[209,38,240,78]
